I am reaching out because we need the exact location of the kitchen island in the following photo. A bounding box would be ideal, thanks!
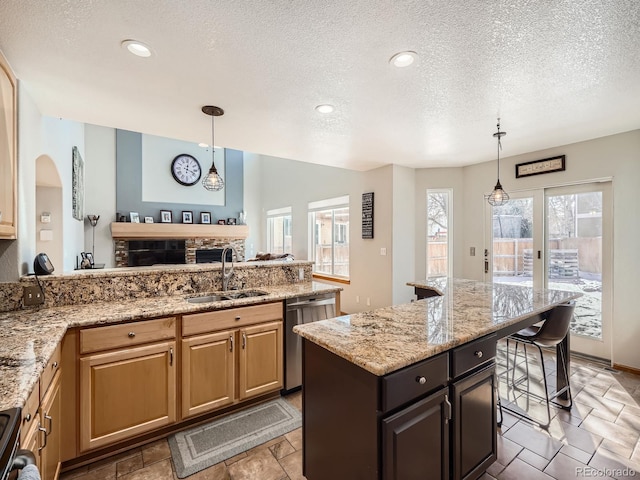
[294,278,580,480]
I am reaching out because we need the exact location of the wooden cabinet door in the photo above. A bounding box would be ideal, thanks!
[451,364,497,480]
[40,371,62,480]
[382,388,450,480]
[80,341,176,451]
[0,51,17,239]
[182,331,235,418]
[238,321,283,400]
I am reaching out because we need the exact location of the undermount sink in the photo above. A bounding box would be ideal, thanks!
[185,290,268,304]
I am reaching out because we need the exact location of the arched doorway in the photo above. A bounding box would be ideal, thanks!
[35,155,63,271]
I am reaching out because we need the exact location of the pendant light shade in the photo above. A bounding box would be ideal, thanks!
[201,105,224,192]
[487,119,509,206]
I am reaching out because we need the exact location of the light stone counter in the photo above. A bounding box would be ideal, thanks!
[0,281,341,411]
[294,278,581,376]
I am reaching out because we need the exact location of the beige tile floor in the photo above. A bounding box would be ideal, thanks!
[60,345,640,480]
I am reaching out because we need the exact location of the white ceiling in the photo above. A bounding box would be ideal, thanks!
[1,1,639,171]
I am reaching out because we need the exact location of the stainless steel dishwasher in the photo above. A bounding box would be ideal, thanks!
[284,293,336,392]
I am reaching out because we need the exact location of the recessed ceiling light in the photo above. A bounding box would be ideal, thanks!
[389,51,417,68]
[315,104,335,114]
[121,39,153,58]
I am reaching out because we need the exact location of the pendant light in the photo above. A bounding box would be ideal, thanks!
[201,105,224,191]
[487,118,509,206]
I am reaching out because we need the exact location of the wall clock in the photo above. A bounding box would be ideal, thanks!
[171,154,202,186]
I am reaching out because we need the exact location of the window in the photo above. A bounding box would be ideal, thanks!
[267,207,292,254]
[426,189,452,277]
[309,196,349,279]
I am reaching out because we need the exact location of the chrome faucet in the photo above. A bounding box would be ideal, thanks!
[221,245,238,291]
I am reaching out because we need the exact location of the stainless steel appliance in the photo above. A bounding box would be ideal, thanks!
[0,408,40,480]
[284,293,336,392]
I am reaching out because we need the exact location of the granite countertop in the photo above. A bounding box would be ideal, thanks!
[294,278,581,376]
[0,281,341,411]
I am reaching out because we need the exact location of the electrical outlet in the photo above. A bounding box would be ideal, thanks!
[380,247,387,256]
[356,295,360,303]
[298,268,305,280]
[366,297,371,306]
[23,286,44,306]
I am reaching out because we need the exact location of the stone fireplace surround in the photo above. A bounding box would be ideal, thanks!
[114,237,246,267]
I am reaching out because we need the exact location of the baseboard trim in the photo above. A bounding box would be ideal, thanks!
[613,363,640,375]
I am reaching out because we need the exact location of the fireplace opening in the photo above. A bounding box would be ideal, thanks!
[128,240,186,266]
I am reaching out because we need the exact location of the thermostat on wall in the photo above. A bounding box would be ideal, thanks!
[40,212,51,223]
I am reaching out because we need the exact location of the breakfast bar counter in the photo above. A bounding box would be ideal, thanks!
[294,278,581,480]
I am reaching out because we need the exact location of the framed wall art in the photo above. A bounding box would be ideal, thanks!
[160,210,172,223]
[200,212,211,224]
[72,146,84,221]
[182,211,193,224]
[516,155,566,178]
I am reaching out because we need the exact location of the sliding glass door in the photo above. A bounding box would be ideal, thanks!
[487,182,612,360]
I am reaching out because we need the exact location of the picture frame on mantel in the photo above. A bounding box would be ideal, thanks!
[516,155,566,178]
[160,210,172,223]
[182,211,193,224]
[200,212,211,224]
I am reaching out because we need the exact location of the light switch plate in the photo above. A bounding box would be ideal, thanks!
[470,247,476,256]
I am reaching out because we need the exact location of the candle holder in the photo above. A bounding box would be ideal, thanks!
[87,215,100,259]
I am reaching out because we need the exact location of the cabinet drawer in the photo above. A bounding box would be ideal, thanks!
[182,302,283,337]
[382,353,449,412]
[451,334,496,379]
[40,343,61,400]
[80,317,176,354]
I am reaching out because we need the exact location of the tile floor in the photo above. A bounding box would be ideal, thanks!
[60,345,640,480]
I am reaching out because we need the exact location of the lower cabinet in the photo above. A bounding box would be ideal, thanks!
[452,364,497,480]
[303,336,498,480]
[79,341,177,451]
[181,312,283,418]
[40,371,62,480]
[382,388,450,480]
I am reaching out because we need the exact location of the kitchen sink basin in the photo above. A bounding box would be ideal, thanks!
[186,290,268,304]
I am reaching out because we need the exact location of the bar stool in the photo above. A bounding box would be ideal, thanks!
[504,301,575,427]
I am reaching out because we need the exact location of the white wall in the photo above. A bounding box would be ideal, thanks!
[460,130,640,370]
[11,85,85,277]
[84,125,116,267]
[392,165,416,306]
[247,154,398,313]
[243,152,263,260]
[35,186,63,270]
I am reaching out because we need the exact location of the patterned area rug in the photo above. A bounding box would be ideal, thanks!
[169,398,301,478]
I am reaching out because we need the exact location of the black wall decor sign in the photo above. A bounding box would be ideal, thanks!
[362,192,374,239]
[516,155,566,178]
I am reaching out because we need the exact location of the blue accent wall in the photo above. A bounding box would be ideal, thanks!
[115,129,244,223]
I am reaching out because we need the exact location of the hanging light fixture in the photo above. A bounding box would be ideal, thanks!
[201,105,225,191]
[487,118,509,206]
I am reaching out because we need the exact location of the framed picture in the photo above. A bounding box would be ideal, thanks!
[182,211,193,224]
[160,210,172,223]
[72,146,84,221]
[130,212,140,223]
[516,155,566,178]
[217,219,226,225]
[227,217,237,225]
[200,212,211,224]
[144,216,154,224]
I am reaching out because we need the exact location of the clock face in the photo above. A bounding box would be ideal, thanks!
[171,154,202,186]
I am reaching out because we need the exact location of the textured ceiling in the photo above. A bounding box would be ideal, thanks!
[0,0,639,171]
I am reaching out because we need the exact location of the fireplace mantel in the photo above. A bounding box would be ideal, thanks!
[110,222,249,240]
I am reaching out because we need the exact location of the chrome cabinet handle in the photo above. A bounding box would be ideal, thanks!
[128,332,136,338]
[230,335,234,352]
[235,316,241,321]
[44,413,53,435]
[475,350,483,358]
[52,361,58,369]
[242,332,246,349]
[416,376,427,385]
[38,424,48,451]
[24,413,32,422]
[169,348,174,366]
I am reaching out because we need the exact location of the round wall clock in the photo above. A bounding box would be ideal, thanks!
[171,154,202,186]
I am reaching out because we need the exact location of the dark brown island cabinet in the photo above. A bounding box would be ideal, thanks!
[302,333,497,480]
